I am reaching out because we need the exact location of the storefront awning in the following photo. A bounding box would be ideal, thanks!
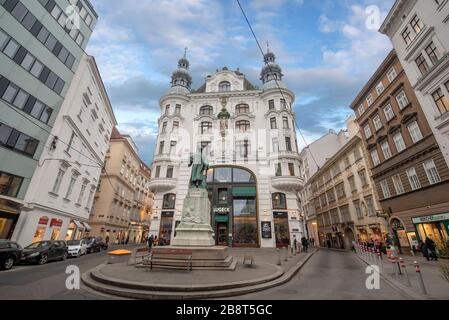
[73,220,85,229]
[215,215,229,223]
[82,222,92,231]
[232,186,256,197]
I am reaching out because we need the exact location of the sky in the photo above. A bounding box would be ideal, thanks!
[87,0,395,166]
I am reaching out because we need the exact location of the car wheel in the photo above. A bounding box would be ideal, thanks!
[61,252,68,261]
[3,257,14,270]
[38,254,48,265]
[76,251,81,258]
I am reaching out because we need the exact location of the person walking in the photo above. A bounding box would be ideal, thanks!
[425,237,438,261]
[147,234,154,253]
[301,237,308,253]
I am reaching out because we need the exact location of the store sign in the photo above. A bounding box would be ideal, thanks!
[50,218,63,227]
[213,207,230,215]
[273,212,288,218]
[261,222,272,239]
[38,216,49,225]
[412,213,449,224]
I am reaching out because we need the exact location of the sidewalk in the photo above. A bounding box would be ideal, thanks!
[355,246,449,300]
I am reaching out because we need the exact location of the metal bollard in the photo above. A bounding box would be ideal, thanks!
[276,248,282,266]
[377,249,383,270]
[399,258,411,287]
[393,258,399,281]
[284,247,288,261]
[414,261,428,295]
[288,245,292,258]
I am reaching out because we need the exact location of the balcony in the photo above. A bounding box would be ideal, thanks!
[271,176,304,192]
[149,178,177,192]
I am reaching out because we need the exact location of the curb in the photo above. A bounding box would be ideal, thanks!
[355,254,435,300]
[81,249,318,299]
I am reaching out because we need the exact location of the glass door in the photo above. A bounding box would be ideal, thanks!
[216,223,228,246]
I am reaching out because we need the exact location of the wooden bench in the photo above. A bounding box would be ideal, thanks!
[142,248,193,272]
[130,247,150,266]
[243,255,254,267]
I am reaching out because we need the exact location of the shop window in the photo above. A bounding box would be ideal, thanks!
[162,193,176,209]
[272,193,287,209]
[233,199,258,246]
[233,168,255,183]
[214,167,232,183]
[218,189,228,204]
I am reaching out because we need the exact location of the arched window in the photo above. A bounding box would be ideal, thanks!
[200,105,213,116]
[219,81,231,92]
[163,193,176,209]
[236,104,250,114]
[272,193,287,209]
[236,120,250,132]
[200,121,212,134]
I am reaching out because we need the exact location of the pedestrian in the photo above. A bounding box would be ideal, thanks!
[419,241,429,261]
[105,235,110,245]
[425,237,438,261]
[293,236,297,253]
[311,238,315,247]
[147,234,154,253]
[301,237,308,253]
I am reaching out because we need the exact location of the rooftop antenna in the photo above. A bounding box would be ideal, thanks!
[184,47,188,58]
[266,41,270,53]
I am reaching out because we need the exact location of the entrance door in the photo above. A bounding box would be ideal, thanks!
[273,212,290,248]
[216,222,228,246]
[159,212,174,246]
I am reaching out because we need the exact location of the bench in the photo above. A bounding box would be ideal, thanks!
[243,255,254,268]
[130,247,150,266]
[142,248,193,272]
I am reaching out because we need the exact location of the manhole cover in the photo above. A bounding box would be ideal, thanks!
[277,289,298,294]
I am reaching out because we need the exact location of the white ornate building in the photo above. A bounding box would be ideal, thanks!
[149,51,305,248]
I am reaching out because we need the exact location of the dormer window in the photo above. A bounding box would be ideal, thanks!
[219,81,231,92]
[200,105,213,116]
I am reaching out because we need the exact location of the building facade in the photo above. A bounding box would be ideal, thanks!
[308,119,387,250]
[11,54,116,246]
[0,0,97,240]
[89,128,152,245]
[351,50,449,255]
[149,51,305,248]
[380,0,449,167]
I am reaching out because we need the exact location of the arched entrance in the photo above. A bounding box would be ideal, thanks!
[344,228,355,249]
[206,166,259,247]
[390,217,411,254]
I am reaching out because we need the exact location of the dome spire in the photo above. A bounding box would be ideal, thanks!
[169,49,192,93]
[261,46,283,85]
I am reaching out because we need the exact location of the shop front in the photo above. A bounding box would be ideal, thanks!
[390,218,412,253]
[356,226,369,242]
[413,213,449,256]
[65,220,86,241]
[0,199,21,240]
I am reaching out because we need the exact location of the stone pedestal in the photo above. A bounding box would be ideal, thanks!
[172,188,215,247]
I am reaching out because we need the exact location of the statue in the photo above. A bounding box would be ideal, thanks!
[189,148,209,189]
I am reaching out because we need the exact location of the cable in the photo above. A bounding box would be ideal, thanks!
[3,99,119,194]
[236,0,320,169]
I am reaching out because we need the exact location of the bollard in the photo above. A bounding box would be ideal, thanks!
[377,249,383,270]
[393,257,399,281]
[414,261,428,295]
[276,248,282,266]
[284,247,288,261]
[288,245,292,259]
[399,258,411,287]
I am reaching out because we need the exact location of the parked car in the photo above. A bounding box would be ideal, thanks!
[96,237,108,251]
[0,240,23,270]
[21,241,68,265]
[83,237,101,254]
[67,239,88,258]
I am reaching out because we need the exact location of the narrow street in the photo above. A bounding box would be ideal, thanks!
[231,249,407,300]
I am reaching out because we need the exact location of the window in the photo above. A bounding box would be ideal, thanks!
[406,167,421,190]
[396,91,409,110]
[387,68,397,82]
[371,149,380,166]
[288,163,295,176]
[77,181,88,204]
[200,122,212,134]
[336,183,345,199]
[354,201,363,219]
[0,171,23,197]
[170,141,177,155]
[285,137,292,151]
[3,38,19,59]
[366,94,374,106]
[407,121,423,143]
[283,117,289,129]
[218,189,228,204]
[376,82,385,95]
[364,124,372,139]
[270,117,277,129]
[236,104,249,114]
[402,27,412,45]
[423,160,441,185]
[163,194,176,209]
[327,189,336,203]
[373,114,383,131]
[432,88,449,115]
[383,104,395,122]
[358,104,365,116]
[172,121,179,131]
[272,193,287,209]
[236,120,250,132]
[235,140,250,158]
[158,141,165,154]
[52,169,65,194]
[381,141,392,160]
[218,81,231,92]
[2,83,18,103]
[66,131,77,154]
[165,105,170,115]
[155,166,161,178]
[348,176,356,192]
[268,99,275,110]
[21,53,35,71]
[393,132,407,153]
[65,174,77,199]
[272,138,279,153]
[161,122,167,134]
[275,163,282,176]
[392,174,405,195]
[359,170,368,187]
[380,180,391,199]
[280,99,287,109]
[200,105,213,115]
[166,166,174,179]
[175,104,181,114]
[410,15,424,34]
[416,54,429,75]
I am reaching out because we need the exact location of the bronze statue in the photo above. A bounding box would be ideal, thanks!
[189,148,209,189]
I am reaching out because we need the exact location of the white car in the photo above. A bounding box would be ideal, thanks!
[66,239,88,258]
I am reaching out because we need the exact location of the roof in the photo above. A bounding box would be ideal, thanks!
[193,70,257,93]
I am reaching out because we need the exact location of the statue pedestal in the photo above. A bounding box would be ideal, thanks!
[172,188,215,247]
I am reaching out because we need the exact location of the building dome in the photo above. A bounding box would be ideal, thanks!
[169,53,192,94]
[260,50,283,85]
